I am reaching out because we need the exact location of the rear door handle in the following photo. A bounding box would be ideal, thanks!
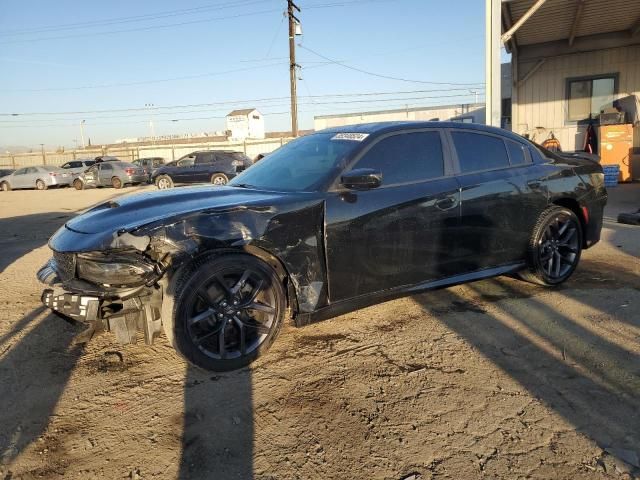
[435,196,457,210]
[527,180,542,189]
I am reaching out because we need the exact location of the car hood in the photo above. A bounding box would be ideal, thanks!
[65,185,286,235]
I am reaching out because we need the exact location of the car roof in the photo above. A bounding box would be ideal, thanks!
[189,150,244,154]
[317,121,528,143]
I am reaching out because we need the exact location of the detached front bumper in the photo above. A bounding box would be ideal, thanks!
[37,260,164,345]
[41,288,100,322]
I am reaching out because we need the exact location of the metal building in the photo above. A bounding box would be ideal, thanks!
[495,0,640,152]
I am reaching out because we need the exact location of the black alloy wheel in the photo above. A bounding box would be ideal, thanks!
[520,206,582,286]
[171,255,285,371]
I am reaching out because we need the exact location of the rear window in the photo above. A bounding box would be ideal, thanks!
[451,131,510,173]
[506,140,530,166]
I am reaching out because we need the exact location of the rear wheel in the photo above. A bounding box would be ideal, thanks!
[35,179,47,190]
[73,179,84,190]
[518,206,582,286]
[165,254,286,371]
[0,182,10,192]
[156,175,173,190]
[111,176,122,189]
[211,173,228,186]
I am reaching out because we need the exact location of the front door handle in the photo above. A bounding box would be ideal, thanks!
[435,196,457,210]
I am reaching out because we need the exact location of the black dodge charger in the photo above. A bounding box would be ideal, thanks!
[38,122,607,371]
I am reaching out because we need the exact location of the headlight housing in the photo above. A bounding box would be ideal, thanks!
[76,252,157,287]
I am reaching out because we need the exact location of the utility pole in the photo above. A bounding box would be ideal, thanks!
[80,120,86,148]
[287,0,300,137]
[145,103,156,143]
[40,143,46,165]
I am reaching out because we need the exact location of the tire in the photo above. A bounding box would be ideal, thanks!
[164,254,286,371]
[111,176,122,189]
[0,182,10,192]
[73,179,84,190]
[36,179,47,190]
[156,175,173,190]
[518,206,583,286]
[211,173,228,186]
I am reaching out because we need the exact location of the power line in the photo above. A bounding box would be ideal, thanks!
[0,0,276,37]
[0,93,482,125]
[0,62,287,93]
[0,0,404,45]
[0,87,485,117]
[299,44,485,86]
[0,8,282,45]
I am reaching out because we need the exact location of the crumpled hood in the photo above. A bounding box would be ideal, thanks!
[66,185,283,235]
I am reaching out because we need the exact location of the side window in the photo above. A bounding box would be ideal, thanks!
[196,153,215,165]
[506,140,530,166]
[26,167,37,174]
[100,163,113,171]
[177,155,196,167]
[85,161,95,167]
[14,168,27,175]
[61,162,71,169]
[451,131,510,173]
[353,131,444,185]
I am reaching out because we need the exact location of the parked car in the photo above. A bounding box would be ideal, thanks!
[133,157,164,182]
[60,159,96,176]
[38,122,607,372]
[151,150,252,189]
[94,156,120,163]
[72,161,147,190]
[0,165,73,191]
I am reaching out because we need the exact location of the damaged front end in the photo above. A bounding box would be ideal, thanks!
[38,228,167,346]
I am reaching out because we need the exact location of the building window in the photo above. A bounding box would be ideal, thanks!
[566,74,617,122]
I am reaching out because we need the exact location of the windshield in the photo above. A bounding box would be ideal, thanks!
[228,133,361,192]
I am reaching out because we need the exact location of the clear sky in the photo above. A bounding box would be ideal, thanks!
[0,0,488,149]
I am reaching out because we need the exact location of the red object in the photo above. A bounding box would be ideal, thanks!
[125,168,135,175]
[581,206,589,224]
[49,172,58,176]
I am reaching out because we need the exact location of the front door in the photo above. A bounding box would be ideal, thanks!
[448,129,548,271]
[10,168,29,189]
[325,129,461,302]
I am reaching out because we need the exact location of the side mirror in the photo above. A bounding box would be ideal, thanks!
[341,168,382,190]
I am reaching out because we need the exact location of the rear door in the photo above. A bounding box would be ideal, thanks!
[448,129,548,271]
[193,152,216,182]
[98,163,114,185]
[325,129,461,302]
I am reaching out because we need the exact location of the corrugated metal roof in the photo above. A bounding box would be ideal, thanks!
[504,0,640,46]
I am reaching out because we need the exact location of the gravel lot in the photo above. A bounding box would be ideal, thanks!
[0,184,639,480]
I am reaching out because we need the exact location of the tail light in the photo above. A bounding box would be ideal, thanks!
[125,168,135,175]
[49,172,58,177]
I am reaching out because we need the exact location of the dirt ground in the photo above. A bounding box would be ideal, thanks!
[0,184,638,480]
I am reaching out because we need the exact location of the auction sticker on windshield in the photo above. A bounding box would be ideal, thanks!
[331,133,369,141]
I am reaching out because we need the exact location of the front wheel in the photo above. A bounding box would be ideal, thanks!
[35,179,47,190]
[165,254,286,371]
[156,175,173,190]
[518,206,582,286]
[211,173,228,186]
